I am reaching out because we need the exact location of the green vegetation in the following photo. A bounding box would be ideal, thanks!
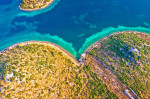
[88,32,150,98]
[79,65,118,99]
[0,43,118,98]
[20,0,53,10]
[2,31,149,98]
[0,43,87,98]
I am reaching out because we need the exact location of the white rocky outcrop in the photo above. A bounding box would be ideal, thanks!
[5,72,14,81]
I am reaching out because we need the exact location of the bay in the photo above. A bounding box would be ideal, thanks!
[0,0,150,58]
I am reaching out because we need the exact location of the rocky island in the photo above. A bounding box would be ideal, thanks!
[19,0,54,11]
[0,31,150,98]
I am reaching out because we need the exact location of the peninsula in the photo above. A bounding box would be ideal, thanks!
[84,31,150,98]
[19,0,54,11]
[0,31,150,98]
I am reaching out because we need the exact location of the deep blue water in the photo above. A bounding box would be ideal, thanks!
[0,0,150,58]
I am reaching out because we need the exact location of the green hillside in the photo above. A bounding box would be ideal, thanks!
[0,43,117,98]
[87,31,150,98]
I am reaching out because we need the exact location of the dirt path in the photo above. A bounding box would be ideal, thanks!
[77,63,89,99]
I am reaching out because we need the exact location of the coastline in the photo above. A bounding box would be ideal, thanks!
[19,0,55,11]
[84,31,149,54]
[0,41,79,65]
[83,30,145,99]
[0,31,148,98]
[1,31,149,65]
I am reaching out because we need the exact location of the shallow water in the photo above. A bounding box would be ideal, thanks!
[0,0,150,58]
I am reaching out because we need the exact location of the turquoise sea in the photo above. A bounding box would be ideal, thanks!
[0,0,150,58]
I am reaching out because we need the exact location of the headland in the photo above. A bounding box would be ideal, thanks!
[83,31,150,98]
[0,31,150,98]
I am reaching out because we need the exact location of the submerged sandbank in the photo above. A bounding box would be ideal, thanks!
[1,26,150,60]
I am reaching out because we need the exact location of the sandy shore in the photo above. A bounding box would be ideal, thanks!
[19,0,55,11]
[0,41,79,65]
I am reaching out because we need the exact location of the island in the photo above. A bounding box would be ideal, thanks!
[0,31,150,98]
[19,0,54,11]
